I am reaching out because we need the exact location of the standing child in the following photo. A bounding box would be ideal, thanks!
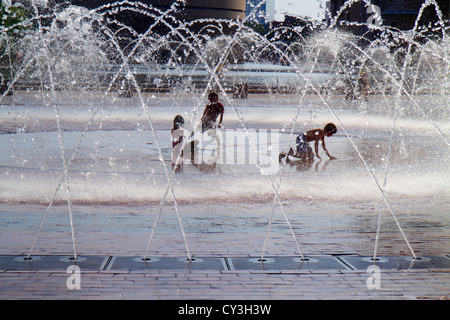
[280,123,338,161]
[171,115,187,172]
[201,91,224,132]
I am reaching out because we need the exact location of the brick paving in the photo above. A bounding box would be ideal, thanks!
[1,269,449,300]
[0,199,449,300]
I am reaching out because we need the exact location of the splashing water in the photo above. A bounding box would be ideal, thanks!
[0,1,449,260]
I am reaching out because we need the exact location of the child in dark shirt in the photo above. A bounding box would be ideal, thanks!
[201,92,224,132]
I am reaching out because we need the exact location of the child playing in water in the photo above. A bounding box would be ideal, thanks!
[201,91,224,132]
[171,115,187,172]
[280,123,338,161]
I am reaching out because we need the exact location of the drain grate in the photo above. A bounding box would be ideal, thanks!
[1,255,449,271]
[107,256,227,271]
[0,255,106,270]
[339,255,450,270]
[101,256,114,271]
[227,256,351,271]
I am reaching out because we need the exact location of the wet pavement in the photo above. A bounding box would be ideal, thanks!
[0,200,449,300]
[1,94,449,300]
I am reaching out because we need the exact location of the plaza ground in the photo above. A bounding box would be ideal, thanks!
[0,200,449,300]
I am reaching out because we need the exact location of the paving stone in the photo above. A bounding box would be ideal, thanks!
[0,202,449,300]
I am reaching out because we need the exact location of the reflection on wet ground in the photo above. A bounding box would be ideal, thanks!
[0,125,447,204]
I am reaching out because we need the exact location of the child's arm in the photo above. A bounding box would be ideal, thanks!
[310,129,323,160]
[201,106,208,118]
[314,138,322,160]
[321,137,336,159]
[217,112,223,127]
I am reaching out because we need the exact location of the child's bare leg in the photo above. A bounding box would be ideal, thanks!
[279,147,295,162]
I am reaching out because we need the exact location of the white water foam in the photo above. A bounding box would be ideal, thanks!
[1,95,448,205]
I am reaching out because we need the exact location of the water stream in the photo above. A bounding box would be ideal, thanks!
[0,1,449,260]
